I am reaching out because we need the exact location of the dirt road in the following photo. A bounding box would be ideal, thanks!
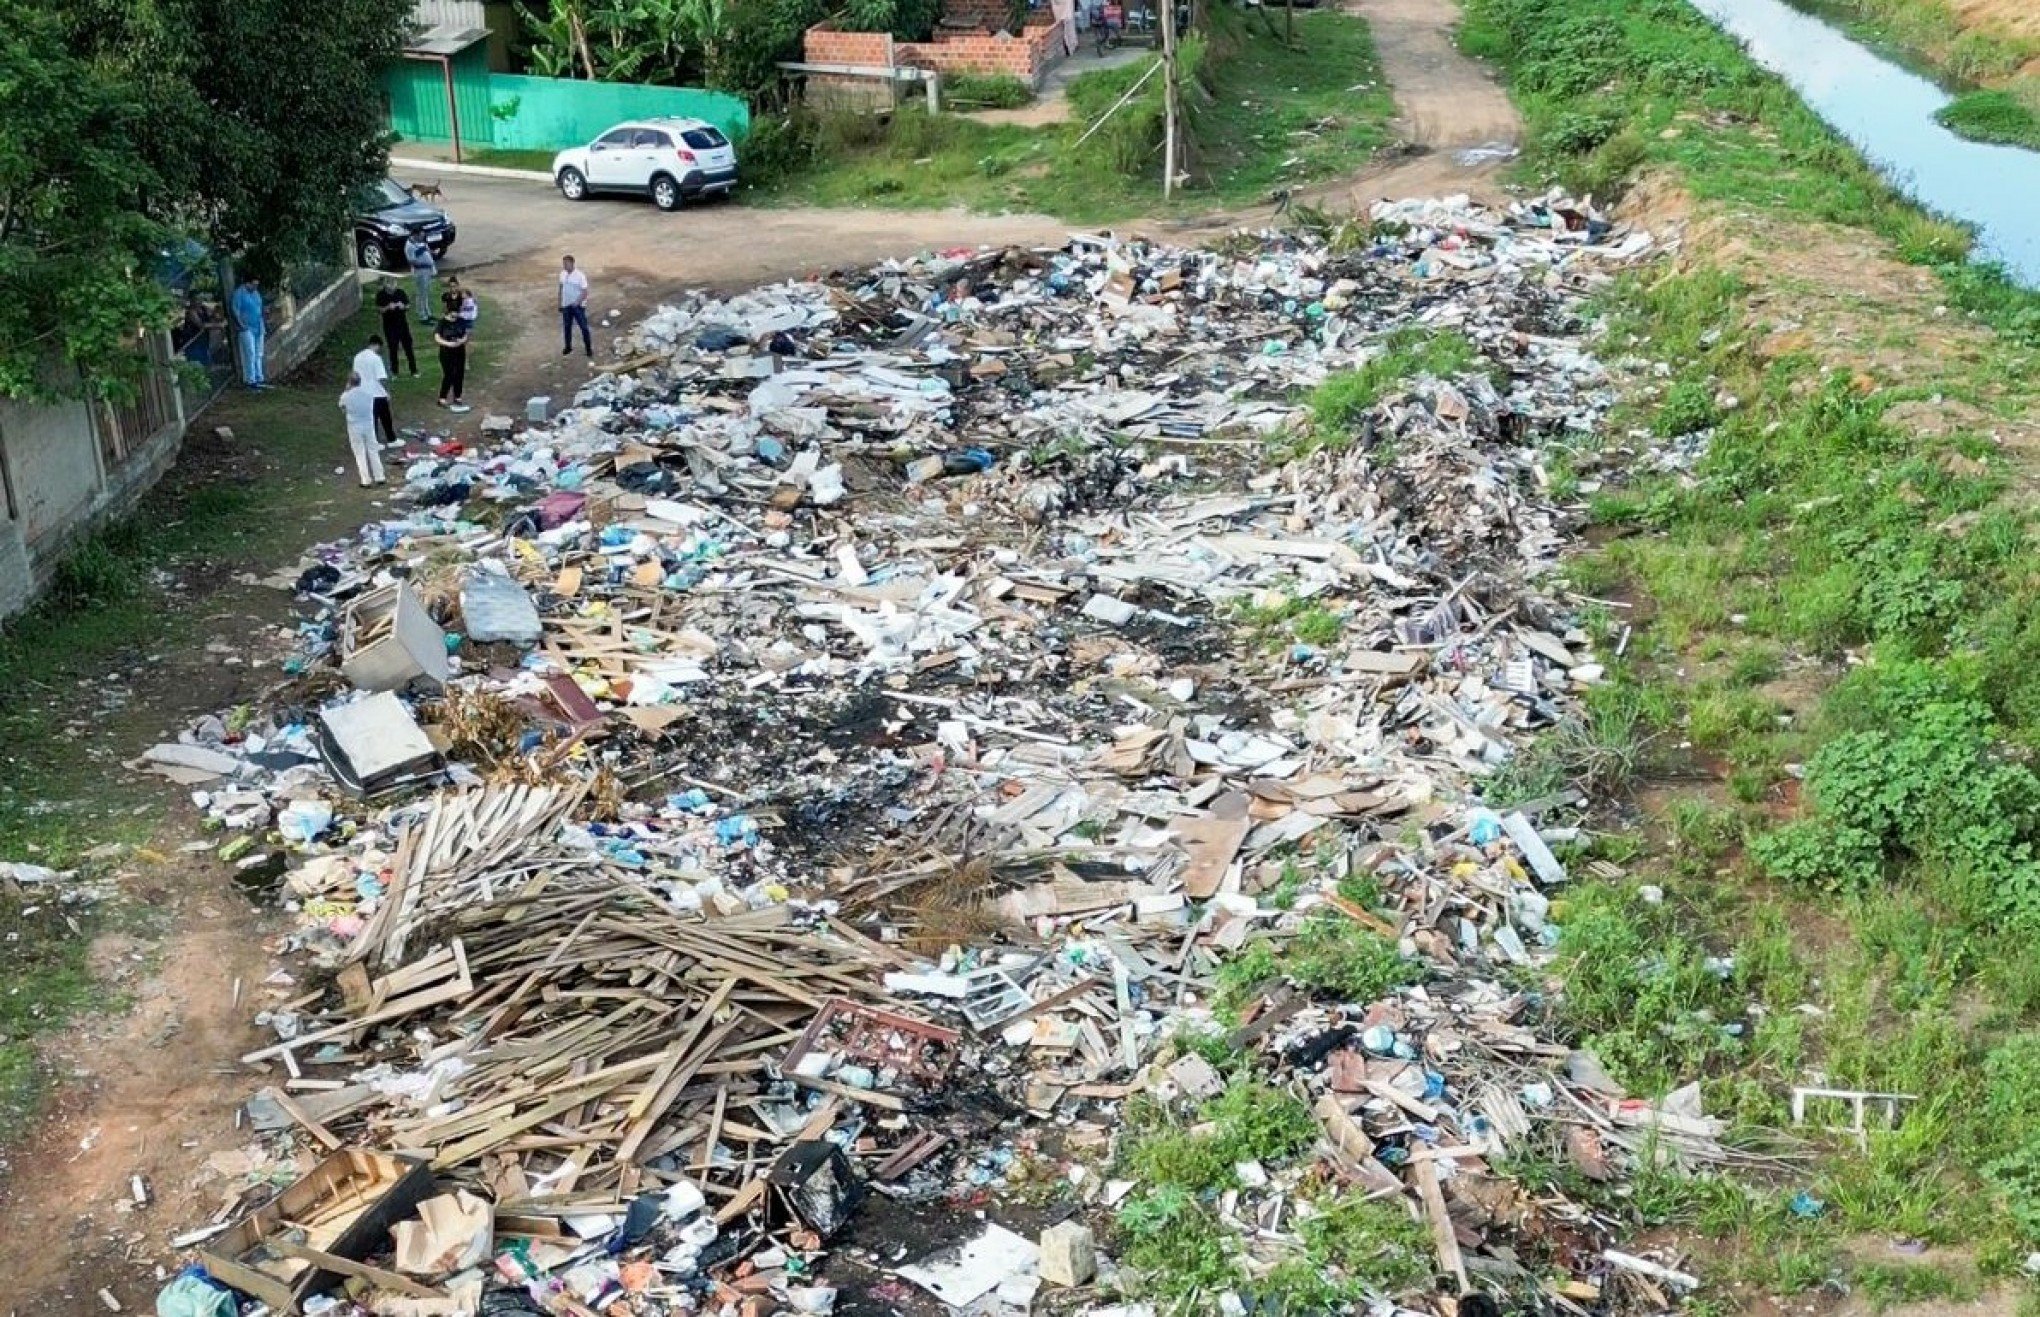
[0,2,1518,1308]
[1351,0,1520,151]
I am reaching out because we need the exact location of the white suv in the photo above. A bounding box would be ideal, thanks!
[551,118,739,211]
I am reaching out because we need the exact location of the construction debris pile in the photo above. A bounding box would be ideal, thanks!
[142,195,1765,1317]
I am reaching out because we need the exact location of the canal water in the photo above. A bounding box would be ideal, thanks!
[1687,0,2040,284]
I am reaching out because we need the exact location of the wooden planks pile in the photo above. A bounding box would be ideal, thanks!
[241,788,929,1226]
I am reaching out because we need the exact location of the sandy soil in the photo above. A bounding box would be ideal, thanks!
[1948,0,2040,44]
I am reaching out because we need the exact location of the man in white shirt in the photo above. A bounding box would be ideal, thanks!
[559,254,592,357]
[352,336,396,446]
[339,372,386,487]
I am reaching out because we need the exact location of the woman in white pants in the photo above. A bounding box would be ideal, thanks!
[339,372,387,487]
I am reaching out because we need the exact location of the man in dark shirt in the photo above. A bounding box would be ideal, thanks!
[375,279,418,376]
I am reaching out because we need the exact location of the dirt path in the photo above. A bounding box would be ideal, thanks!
[1163,0,1521,232]
[1351,0,1519,151]
[0,855,277,1315]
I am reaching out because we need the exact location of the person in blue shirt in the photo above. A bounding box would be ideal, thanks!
[230,277,267,389]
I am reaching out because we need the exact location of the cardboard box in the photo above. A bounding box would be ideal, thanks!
[339,582,448,693]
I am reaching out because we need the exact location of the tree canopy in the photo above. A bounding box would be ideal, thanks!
[0,0,412,401]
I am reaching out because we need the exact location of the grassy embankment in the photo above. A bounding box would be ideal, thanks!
[1255,0,2040,1302]
[0,293,508,1135]
[1792,0,2040,147]
[751,6,1394,220]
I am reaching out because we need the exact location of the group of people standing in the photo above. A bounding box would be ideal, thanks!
[333,250,595,489]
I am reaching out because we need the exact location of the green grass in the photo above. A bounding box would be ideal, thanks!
[0,288,509,1146]
[1308,326,1486,441]
[460,148,560,173]
[1454,0,2040,1282]
[1938,87,2040,148]
[756,7,1394,220]
[942,73,1034,109]
[0,890,105,1140]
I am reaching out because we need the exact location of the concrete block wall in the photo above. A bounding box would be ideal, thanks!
[0,522,33,617]
[265,271,363,383]
[0,263,355,621]
[0,395,183,620]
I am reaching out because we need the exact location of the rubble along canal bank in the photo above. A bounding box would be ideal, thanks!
[50,193,1748,1317]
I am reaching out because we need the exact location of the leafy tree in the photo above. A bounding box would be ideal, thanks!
[0,0,410,400]
[0,4,181,400]
[178,0,416,279]
[515,0,827,94]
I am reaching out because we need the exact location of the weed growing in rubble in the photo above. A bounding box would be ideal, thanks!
[1115,1080,1324,1301]
[1308,327,1485,442]
[1231,593,1351,654]
[1293,1195,1432,1296]
[1114,1186,1241,1300]
[1119,1078,1317,1198]
[1483,675,1665,807]
[1213,916,1419,1023]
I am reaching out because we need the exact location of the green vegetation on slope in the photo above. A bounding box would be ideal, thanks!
[1788,0,2039,81]
[1456,0,2040,1293]
[1787,0,2040,149]
[753,7,1393,220]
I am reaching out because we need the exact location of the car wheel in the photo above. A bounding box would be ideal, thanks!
[558,167,588,201]
[651,175,682,212]
[357,236,390,271]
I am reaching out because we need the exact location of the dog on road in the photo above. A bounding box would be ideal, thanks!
[408,181,446,204]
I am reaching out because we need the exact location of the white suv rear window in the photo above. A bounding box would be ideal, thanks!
[681,128,729,150]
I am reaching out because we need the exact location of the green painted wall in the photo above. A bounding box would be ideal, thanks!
[487,74,749,150]
[385,49,497,149]
[385,64,749,153]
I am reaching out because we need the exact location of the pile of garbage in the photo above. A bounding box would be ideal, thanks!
[132,194,1771,1317]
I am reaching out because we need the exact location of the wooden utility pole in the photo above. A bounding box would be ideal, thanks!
[1284,0,1294,45]
[1159,0,1179,200]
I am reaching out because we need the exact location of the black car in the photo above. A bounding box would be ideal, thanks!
[353,178,456,271]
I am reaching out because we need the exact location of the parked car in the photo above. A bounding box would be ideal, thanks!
[353,178,456,272]
[551,118,738,211]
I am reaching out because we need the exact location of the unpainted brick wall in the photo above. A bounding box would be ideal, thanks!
[896,25,1058,83]
[804,24,897,67]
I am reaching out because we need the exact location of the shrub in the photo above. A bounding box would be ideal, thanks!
[737,113,818,187]
[1752,661,2040,924]
[1936,88,2040,150]
[943,73,1033,109]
